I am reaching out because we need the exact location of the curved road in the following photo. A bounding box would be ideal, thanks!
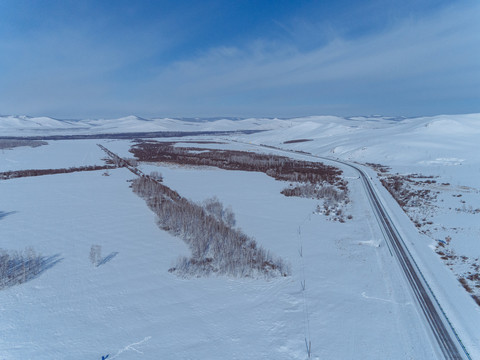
[243,142,471,360]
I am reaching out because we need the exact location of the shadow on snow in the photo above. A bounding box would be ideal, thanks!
[97,252,119,267]
[0,253,63,289]
[0,211,17,220]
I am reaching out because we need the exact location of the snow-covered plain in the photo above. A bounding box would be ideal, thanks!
[1,113,480,359]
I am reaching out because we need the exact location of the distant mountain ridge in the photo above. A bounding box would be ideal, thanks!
[1,114,479,145]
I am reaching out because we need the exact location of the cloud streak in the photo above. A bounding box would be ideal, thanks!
[0,1,478,118]
[145,1,479,117]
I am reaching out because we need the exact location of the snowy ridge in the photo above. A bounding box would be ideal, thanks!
[0,115,289,136]
[2,113,479,142]
[246,113,480,166]
[2,112,479,167]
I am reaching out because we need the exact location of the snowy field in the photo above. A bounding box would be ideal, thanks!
[1,113,480,359]
[0,138,439,359]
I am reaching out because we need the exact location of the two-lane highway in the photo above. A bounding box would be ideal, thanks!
[352,163,468,360]
[240,141,471,360]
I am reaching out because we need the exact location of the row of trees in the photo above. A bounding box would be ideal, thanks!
[132,176,290,278]
[128,141,351,223]
[0,165,113,180]
[129,141,346,189]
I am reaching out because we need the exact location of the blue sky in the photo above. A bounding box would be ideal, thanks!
[0,0,479,118]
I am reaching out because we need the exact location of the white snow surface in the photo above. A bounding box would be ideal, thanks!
[1,113,480,358]
[0,141,437,359]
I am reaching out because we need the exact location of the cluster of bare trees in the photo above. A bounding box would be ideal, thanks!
[132,176,289,278]
[203,196,236,227]
[0,248,43,288]
[281,183,347,202]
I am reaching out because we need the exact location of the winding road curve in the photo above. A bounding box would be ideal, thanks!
[244,142,471,360]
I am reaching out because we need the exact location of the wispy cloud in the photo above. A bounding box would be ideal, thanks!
[0,1,478,118]
[144,1,479,117]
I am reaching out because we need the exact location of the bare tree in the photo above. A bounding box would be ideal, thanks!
[90,245,102,267]
[223,206,236,227]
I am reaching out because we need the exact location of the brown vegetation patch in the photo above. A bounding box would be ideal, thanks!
[379,174,437,209]
[459,277,473,293]
[130,140,351,221]
[130,140,344,186]
[0,165,114,180]
[365,163,390,173]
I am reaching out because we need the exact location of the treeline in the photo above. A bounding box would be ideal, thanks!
[0,139,48,149]
[1,165,114,180]
[130,141,348,202]
[98,144,138,168]
[131,176,290,278]
[130,141,346,189]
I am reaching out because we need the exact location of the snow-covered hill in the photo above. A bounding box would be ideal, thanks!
[244,113,480,166]
[2,113,479,167]
[0,115,290,136]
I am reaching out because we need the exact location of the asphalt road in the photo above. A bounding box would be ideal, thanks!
[349,162,468,360]
[243,142,471,360]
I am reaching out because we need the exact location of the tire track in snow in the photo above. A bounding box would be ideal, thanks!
[109,336,152,359]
